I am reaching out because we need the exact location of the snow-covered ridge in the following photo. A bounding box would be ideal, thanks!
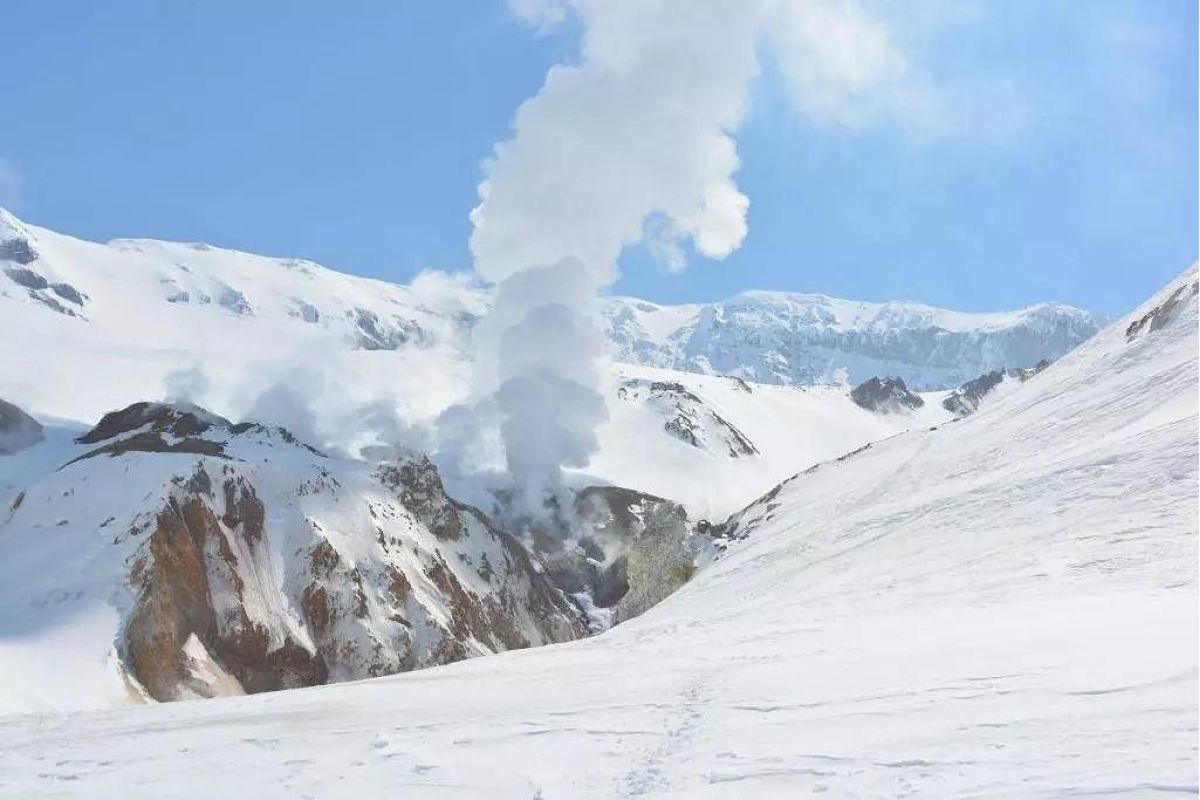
[1,209,1099,393]
[605,288,1099,388]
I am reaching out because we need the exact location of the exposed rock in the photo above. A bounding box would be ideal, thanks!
[375,456,462,541]
[530,486,697,627]
[26,290,81,318]
[0,398,44,455]
[290,299,321,323]
[347,308,428,350]
[124,483,329,700]
[616,379,758,457]
[580,487,695,624]
[1126,280,1200,341]
[3,266,47,290]
[850,376,924,413]
[69,431,228,465]
[216,285,253,316]
[3,264,87,317]
[79,402,231,445]
[50,282,86,306]
[941,361,1050,417]
[21,401,589,703]
[0,237,38,265]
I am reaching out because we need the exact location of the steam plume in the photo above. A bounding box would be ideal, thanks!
[457,0,922,523]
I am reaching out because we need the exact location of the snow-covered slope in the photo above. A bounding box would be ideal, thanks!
[1,209,1098,427]
[1,268,1190,797]
[591,364,952,518]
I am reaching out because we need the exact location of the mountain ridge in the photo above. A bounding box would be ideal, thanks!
[2,208,1100,391]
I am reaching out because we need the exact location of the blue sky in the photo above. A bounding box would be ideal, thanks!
[3,0,1195,315]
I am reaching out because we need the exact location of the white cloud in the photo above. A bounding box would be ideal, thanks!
[507,0,571,34]
[475,0,947,282]
[0,158,22,210]
[767,0,919,131]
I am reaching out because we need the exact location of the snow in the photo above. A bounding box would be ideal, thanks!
[0,209,1096,432]
[587,364,951,519]
[1,212,978,527]
[605,288,1100,388]
[0,252,1192,797]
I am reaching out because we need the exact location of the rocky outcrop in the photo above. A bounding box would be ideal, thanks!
[124,471,328,700]
[7,400,587,703]
[941,361,1050,417]
[1126,279,1200,341]
[616,379,757,458]
[216,285,253,316]
[66,402,235,465]
[527,486,697,629]
[375,457,462,541]
[2,264,87,318]
[79,401,230,445]
[0,398,43,455]
[347,308,429,350]
[579,487,696,623]
[0,238,37,265]
[1,214,90,318]
[850,376,924,413]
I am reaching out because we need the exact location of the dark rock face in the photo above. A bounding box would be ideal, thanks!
[941,360,1050,418]
[529,486,696,627]
[78,402,230,446]
[578,487,695,623]
[1126,280,1199,341]
[850,376,924,413]
[70,403,321,466]
[0,398,44,455]
[3,265,47,289]
[375,457,462,541]
[50,282,86,305]
[3,264,88,317]
[0,237,38,264]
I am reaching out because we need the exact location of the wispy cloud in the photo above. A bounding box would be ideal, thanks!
[0,158,22,210]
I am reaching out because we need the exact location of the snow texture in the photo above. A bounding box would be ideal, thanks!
[0,254,1192,797]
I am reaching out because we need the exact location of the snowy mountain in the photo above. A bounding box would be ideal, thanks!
[0,401,589,710]
[4,206,1054,523]
[1,209,1098,423]
[0,258,1190,797]
[0,368,951,713]
[604,289,1099,388]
